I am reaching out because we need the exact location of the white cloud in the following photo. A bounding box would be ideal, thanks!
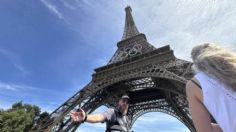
[52,0,236,64]
[60,0,76,10]
[125,0,236,61]
[0,81,39,92]
[133,112,190,132]
[136,112,180,123]
[0,81,62,112]
[0,48,29,76]
[0,82,17,91]
[40,0,64,20]
[0,101,12,110]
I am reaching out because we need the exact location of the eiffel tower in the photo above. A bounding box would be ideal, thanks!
[36,6,196,132]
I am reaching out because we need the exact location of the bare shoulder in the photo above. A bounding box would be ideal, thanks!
[186,79,196,94]
[186,77,199,88]
[186,78,203,101]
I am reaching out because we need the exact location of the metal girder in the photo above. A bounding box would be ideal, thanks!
[35,57,195,131]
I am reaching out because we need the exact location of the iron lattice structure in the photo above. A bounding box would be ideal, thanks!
[36,6,196,132]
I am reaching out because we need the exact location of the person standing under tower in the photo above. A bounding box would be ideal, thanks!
[186,43,236,132]
[70,95,131,132]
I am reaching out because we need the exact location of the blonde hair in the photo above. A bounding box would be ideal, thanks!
[191,43,236,91]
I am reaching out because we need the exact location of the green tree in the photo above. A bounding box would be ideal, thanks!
[0,101,49,132]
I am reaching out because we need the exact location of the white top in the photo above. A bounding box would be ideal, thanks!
[195,72,236,132]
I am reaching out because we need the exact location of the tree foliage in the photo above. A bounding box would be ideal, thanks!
[0,101,49,132]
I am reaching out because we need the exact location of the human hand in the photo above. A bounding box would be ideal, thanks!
[70,108,86,122]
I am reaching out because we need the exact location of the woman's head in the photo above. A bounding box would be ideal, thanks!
[191,43,236,91]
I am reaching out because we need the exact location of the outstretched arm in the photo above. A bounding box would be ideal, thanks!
[86,113,106,123]
[186,79,222,132]
[70,108,106,123]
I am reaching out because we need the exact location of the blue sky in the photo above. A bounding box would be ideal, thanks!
[0,0,236,131]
